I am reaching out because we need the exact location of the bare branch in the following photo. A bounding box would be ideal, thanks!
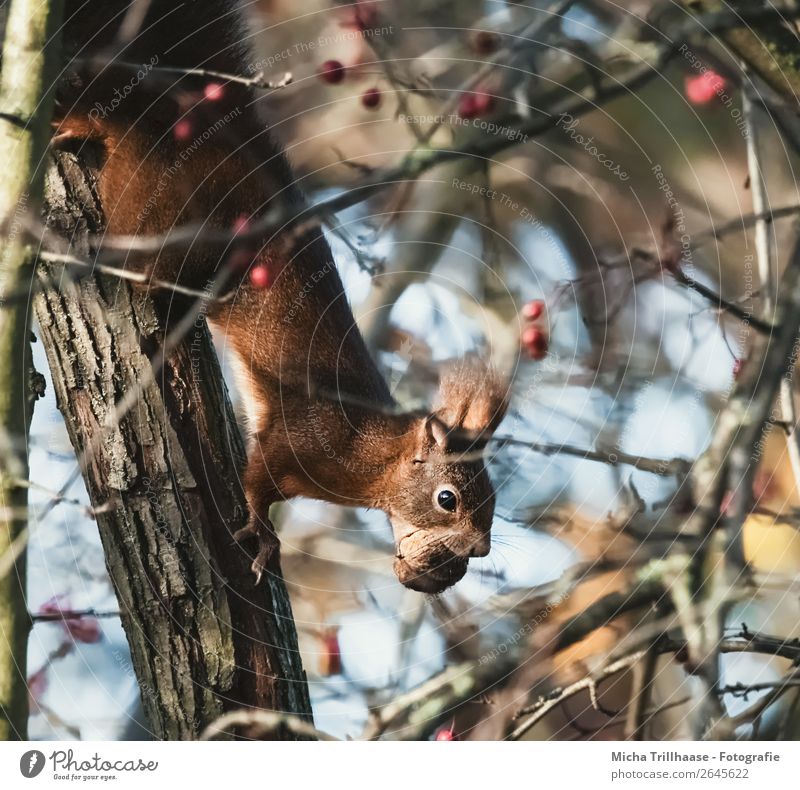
[200,710,337,742]
[76,56,293,91]
[492,434,691,477]
[510,649,649,740]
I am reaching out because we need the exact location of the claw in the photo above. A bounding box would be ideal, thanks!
[233,519,278,586]
[251,545,270,585]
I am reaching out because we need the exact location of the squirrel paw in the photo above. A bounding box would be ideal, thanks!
[232,519,279,586]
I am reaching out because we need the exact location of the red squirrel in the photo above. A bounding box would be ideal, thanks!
[55,0,508,594]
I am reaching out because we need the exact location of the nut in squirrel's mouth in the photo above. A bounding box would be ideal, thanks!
[393,555,469,594]
[393,533,469,594]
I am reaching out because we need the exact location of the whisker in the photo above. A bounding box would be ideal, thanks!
[490,536,519,550]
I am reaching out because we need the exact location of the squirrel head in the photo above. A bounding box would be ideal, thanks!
[387,360,508,594]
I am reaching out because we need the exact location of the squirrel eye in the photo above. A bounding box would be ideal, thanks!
[435,488,458,513]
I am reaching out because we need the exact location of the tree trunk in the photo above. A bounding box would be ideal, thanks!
[34,149,312,740]
[0,0,62,741]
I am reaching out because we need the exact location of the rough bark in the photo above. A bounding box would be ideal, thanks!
[34,149,312,740]
[0,0,62,741]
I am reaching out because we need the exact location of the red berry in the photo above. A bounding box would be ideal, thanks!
[685,70,725,105]
[473,31,499,55]
[173,119,192,141]
[38,595,63,616]
[522,300,544,321]
[319,60,346,85]
[732,358,742,379]
[249,264,273,289]
[434,724,458,741]
[38,596,102,644]
[66,615,102,644]
[522,327,548,360]
[319,629,342,677]
[458,95,476,118]
[362,87,381,109]
[204,82,225,101]
[458,91,494,119]
[521,327,540,346]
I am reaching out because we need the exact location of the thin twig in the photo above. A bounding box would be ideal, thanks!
[13,477,112,518]
[511,628,800,739]
[713,667,800,738]
[692,204,800,248]
[510,649,648,740]
[721,679,800,699]
[492,434,690,477]
[743,82,776,314]
[77,57,293,90]
[31,608,119,624]
[38,250,230,302]
[624,643,660,740]
[669,265,774,334]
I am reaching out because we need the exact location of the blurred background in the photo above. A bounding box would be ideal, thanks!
[23,0,800,740]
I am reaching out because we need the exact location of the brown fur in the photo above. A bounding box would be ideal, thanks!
[56,0,509,592]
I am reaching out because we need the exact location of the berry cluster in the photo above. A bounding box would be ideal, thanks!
[520,299,548,360]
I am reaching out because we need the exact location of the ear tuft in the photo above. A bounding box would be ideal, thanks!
[426,414,450,449]
[434,357,509,438]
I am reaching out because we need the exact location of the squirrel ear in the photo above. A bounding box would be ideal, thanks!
[427,414,450,449]
[434,358,509,437]
[414,414,449,461]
